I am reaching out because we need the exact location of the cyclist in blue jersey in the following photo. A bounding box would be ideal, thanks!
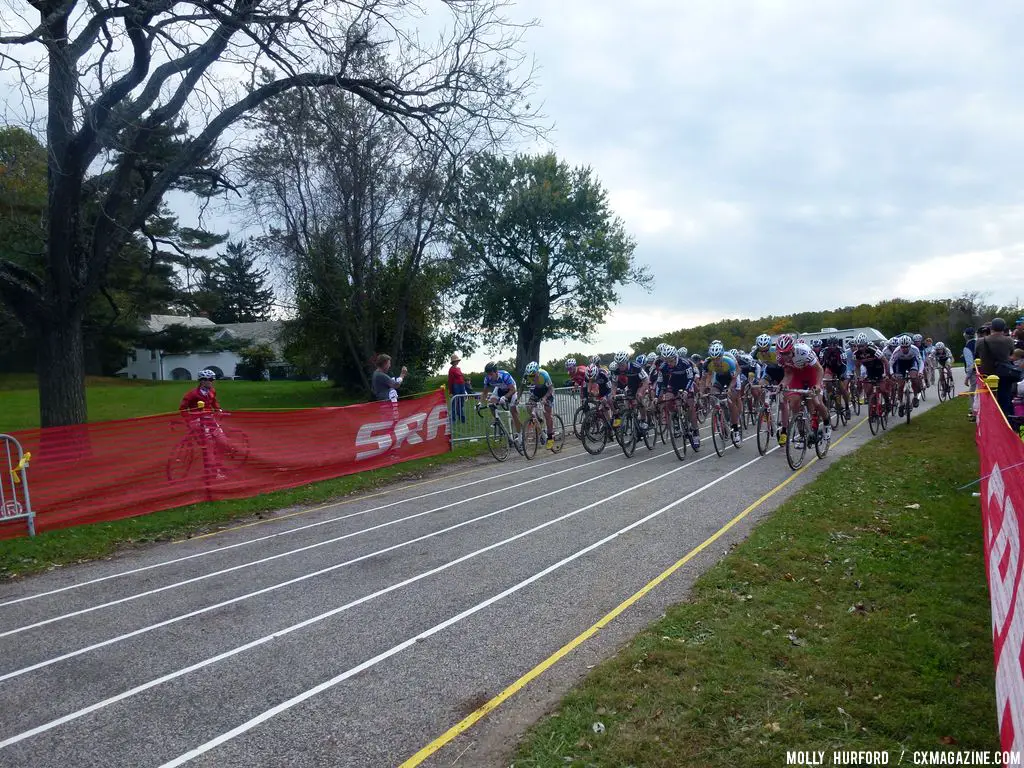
[524,361,557,450]
[482,362,523,438]
[702,341,742,435]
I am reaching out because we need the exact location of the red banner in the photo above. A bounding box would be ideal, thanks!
[978,382,1024,755]
[1,390,449,538]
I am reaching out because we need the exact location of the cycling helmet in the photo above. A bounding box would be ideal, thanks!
[853,332,868,345]
[775,333,795,353]
[963,327,975,337]
[756,333,771,348]
[589,355,601,365]
[614,350,630,364]
[810,338,823,349]
[647,350,657,361]
[198,369,217,380]
[484,362,497,373]
[565,358,576,370]
[609,361,618,372]
[934,341,946,351]
[525,361,539,375]
[708,341,725,358]
[912,333,923,343]
[677,346,688,357]
[634,353,646,366]
[898,334,912,348]
[664,347,677,359]
[690,353,702,362]
[656,343,669,357]
[586,363,598,378]
[793,343,814,368]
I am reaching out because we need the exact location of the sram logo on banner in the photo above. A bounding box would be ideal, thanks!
[354,404,449,461]
[978,384,1024,755]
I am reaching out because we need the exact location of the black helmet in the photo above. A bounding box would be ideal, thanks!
[484,362,497,373]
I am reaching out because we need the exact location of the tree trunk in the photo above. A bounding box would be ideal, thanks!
[515,321,544,375]
[37,311,87,428]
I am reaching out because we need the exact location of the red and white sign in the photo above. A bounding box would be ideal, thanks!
[978,384,1024,754]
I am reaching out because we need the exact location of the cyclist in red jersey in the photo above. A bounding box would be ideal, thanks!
[775,335,830,446]
[179,369,231,480]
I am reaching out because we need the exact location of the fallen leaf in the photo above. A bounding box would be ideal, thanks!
[783,572,795,581]
[766,722,782,732]
[953,676,962,688]
[905,503,921,509]
[940,736,958,745]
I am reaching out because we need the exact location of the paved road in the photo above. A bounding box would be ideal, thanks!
[0,388,943,768]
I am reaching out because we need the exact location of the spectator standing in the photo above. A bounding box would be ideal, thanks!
[963,327,977,421]
[976,318,1017,416]
[1014,317,1024,350]
[447,353,469,424]
[371,354,408,403]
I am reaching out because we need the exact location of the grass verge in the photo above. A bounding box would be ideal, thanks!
[515,400,995,767]
[0,441,489,580]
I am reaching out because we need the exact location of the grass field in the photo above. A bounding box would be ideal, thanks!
[514,400,995,766]
[0,374,451,432]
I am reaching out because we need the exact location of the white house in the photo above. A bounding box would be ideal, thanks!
[117,315,286,381]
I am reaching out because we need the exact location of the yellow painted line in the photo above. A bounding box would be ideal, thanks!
[399,416,869,768]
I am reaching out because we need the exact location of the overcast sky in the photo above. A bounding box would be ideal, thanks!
[5,0,1022,374]
[444,0,1024,371]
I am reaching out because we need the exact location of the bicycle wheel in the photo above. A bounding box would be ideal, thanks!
[219,426,250,472]
[486,419,511,461]
[640,409,656,450]
[947,374,955,399]
[668,411,687,461]
[166,437,197,482]
[814,419,830,459]
[522,420,540,459]
[852,386,862,416]
[617,410,637,458]
[868,393,881,435]
[711,408,726,457]
[696,396,709,425]
[785,413,807,470]
[756,407,773,455]
[580,411,607,455]
[550,414,566,453]
[572,405,587,439]
[904,387,912,425]
[826,391,840,428]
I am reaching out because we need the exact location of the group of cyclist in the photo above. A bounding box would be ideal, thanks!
[476,330,952,455]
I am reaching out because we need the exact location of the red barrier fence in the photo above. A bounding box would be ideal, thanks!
[0,390,450,539]
[977,381,1024,755]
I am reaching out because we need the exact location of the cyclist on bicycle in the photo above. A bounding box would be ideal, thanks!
[851,333,892,410]
[750,333,783,420]
[934,341,952,371]
[777,336,830,446]
[586,362,616,426]
[524,361,557,450]
[179,369,230,480]
[659,347,700,450]
[889,334,924,411]
[703,342,742,437]
[819,336,851,419]
[482,363,523,439]
[613,350,651,431]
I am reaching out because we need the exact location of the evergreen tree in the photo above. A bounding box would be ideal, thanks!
[206,241,275,324]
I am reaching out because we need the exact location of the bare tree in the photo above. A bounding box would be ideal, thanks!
[0,0,537,426]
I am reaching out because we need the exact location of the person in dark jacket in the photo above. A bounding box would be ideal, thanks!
[976,318,1017,416]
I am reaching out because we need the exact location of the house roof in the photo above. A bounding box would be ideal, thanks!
[214,322,284,349]
[145,314,217,333]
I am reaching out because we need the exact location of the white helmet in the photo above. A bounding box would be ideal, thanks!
[589,355,601,365]
[898,334,913,348]
[634,353,646,366]
[793,343,814,368]
[614,350,630,364]
[656,343,669,357]
[664,347,677,359]
[677,346,688,357]
[198,369,217,380]
[934,341,946,351]
[586,364,598,378]
[756,333,771,348]
[565,358,577,370]
[912,333,923,343]
[708,341,724,358]
[853,332,868,345]
[647,350,657,361]
[525,361,539,375]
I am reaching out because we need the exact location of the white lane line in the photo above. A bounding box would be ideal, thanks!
[0,451,589,609]
[154,453,762,768]
[0,439,736,745]
[0,449,635,637]
[0,442,694,683]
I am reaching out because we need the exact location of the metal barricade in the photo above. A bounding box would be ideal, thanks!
[1,434,35,536]
[448,387,581,447]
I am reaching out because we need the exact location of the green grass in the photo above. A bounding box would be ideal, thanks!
[0,374,453,432]
[0,441,488,580]
[515,401,995,767]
